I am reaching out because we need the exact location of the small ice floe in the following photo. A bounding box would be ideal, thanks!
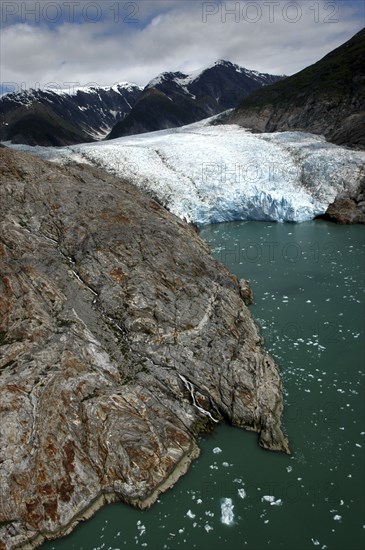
[286,466,292,473]
[197,498,202,504]
[222,462,230,467]
[311,539,320,546]
[204,524,213,532]
[333,515,342,521]
[270,499,283,506]
[137,521,146,536]
[262,495,283,506]
[238,488,246,499]
[186,510,196,519]
[221,498,234,525]
[213,447,222,454]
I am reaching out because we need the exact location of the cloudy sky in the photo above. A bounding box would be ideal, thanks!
[0,0,364,94]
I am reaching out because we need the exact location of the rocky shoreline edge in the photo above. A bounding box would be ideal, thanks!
[16,442,200,550]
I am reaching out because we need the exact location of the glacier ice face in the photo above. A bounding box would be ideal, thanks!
[6,120,364,225]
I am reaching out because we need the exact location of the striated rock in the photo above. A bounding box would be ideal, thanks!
[0,147,289,549]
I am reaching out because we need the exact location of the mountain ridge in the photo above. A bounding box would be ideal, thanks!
[0,82,143,146]
[108,60,284,139]
[225,28,365,149]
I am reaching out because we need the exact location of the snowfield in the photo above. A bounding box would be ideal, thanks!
[6,119,365,225]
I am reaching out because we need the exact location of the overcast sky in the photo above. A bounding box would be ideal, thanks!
[0,0,364,94]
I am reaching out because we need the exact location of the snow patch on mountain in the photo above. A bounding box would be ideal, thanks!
[145,60,279,92]
[52,82,141,96]
[6,120,364,225]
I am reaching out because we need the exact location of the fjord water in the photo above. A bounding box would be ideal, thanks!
[43,221,364,550]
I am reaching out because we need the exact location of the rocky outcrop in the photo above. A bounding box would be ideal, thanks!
[0,147,289,549]
[317,178,365,224]
[226,29,365,149]
[239,279,254,305]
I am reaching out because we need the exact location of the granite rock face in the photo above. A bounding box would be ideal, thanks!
[0,147,289,549]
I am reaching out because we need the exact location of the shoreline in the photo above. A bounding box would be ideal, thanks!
[18,442,200,550]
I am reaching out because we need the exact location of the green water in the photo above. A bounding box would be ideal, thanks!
[42,221,364,550]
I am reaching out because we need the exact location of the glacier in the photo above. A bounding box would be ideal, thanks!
[5,118,364,225]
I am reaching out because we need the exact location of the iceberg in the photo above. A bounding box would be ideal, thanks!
[7,119,364,225]
[221,497,235,525]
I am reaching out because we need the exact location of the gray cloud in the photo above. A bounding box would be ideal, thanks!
[0,0,363,92]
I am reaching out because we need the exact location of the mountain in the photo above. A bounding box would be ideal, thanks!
[226,29,365,149]
[0,145,288,547]
[0,83,142,146]
[107,61,284,139]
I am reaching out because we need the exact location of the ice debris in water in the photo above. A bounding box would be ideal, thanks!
[262,495,283,506]
[221,498,234,525]
[213,447,222,454]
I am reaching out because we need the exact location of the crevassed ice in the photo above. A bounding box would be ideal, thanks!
[7,119,365,225]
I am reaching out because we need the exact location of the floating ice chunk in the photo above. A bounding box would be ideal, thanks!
[204,524,213,532]
[262,495,282,506]
[238,488,246,499]
[137,521,146,536]
[186,510,196,519]
[221,498,234,525]
[286,466,292,473]
[311,539,320,546]
[213,447,222,454]
[333,515,342,521]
